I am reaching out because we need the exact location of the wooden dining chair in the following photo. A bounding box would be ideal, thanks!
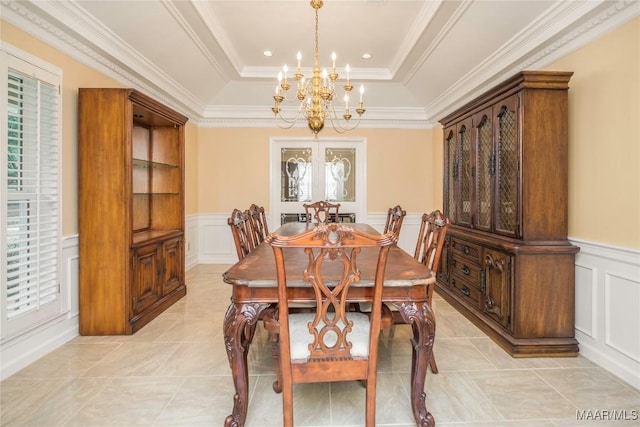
[384,205,406,236]
[411,209,450,373]
[264,223,396,427]
[303,200,340,224]
[247,203,269,245]
[227,208,255,260]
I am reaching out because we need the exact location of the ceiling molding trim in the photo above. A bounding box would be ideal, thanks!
[189,0,240,78]
[388,0,443,77]
[241,66,393,81]
[1,0,204,119]
[195,105,432,129]
[522,0,640,70]
[194,117,435,130]
[401,0,473,85]
[162,1,232,81]
[423,0,638,122]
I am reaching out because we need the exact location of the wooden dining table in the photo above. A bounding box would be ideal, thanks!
[222,222,436,427]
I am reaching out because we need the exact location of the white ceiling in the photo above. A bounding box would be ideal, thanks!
[2,0,638,127]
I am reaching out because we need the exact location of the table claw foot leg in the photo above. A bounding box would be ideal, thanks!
[223,302,270,427]
[392,301,436,427]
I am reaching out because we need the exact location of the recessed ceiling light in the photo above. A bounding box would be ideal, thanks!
[263,50,273,57]
[361,53,372,60]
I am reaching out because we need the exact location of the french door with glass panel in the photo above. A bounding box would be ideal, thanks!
[269,137,366,230]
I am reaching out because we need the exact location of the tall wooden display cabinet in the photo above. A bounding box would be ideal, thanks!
[78,88,188,335]
[437,71,580,356]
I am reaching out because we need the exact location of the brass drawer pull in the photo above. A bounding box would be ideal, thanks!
[461,265,470,275]
[463,245,470,255]
[460,286,470,296]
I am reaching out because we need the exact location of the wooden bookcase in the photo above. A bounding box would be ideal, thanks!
[437,71,580,356]
[78,88,188,335]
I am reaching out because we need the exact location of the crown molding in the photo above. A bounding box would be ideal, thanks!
[241,65,393,81]
[424,0,640,123]
[194,106,433,129]
[388,0,443,78]
[0,0,205,118]
[2,0,637,128]
[401,0,473,86]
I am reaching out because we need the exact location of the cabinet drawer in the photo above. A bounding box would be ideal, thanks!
[450,275,483,308]
[450,238,482,263]
[451,254,482,284]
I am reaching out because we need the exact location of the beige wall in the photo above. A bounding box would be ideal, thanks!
[1,21,202,229]
[2,22,123,236]
[196,127,437,214]
[547,17,639,249]
[3,17,639,249]
[184,122,199,215]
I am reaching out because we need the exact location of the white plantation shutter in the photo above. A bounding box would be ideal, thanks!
[1,48,62,338]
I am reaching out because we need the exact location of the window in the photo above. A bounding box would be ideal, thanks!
[1,46,62,339]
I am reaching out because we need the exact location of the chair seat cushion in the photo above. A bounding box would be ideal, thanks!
[288,312,371,360]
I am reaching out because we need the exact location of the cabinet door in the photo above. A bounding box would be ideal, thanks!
[131,244,162,316]
[458,117,474,228]
[443,127,457,224]
[163,236,184,296]
[482,248,512,329]
[493,95,520,237]
[474,108,493,232]
[436,236,451,286]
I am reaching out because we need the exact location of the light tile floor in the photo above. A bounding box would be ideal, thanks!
[2,264,639,426]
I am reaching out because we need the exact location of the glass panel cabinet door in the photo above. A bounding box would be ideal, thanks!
[475,109,493,232]
[494,95,519,237]
[458,118,473,228]
[444,127,457,224]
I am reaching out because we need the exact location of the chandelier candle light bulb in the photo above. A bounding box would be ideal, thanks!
[271,0,365,135]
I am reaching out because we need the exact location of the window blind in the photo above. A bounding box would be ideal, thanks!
[5,67,60,322]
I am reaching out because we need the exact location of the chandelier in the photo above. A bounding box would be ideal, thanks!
[271,0,365,135]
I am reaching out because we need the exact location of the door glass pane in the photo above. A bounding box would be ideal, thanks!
[477,115,492,228]
[497,106,517,233]
[446,131,456,223]
[460,125,472,224]
[281,147,312,202]
[325,147,355,202]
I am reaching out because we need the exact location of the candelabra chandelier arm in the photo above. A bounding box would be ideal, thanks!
[271,0,365,135]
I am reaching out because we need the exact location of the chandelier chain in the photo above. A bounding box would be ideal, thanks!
[271,0,365,135]
[314,6,319,67]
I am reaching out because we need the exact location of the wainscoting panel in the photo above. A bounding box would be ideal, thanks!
[572,238,640,390]
[0,236,79,380]
[605,272,640,362]
[575,263,597,338]
[198,213,240,264]
[185,215,199,270]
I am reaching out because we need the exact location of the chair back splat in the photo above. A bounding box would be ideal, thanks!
[227,208,255,260]
[414,209,451,272]
[247,203,269,245]
[303,200,341,224]
[384,205,406,236]
[266,223,396,427]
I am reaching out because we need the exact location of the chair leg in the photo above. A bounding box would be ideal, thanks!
[261,305,283,392]
[282,382,294,427]
[270,331,283,392]
[429,352,438,374]
[365,375,376,427]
